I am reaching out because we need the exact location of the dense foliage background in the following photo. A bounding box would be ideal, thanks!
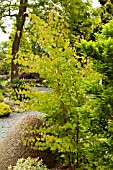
[1,0,113,169]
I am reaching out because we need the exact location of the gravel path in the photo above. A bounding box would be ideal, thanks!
[0,86,52,141]
[0,111,42,141]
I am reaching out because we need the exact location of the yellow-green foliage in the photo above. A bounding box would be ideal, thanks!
[0,102,11,117]
[8,157,48,170]
[25,11,102,168]
[0,93,4,102]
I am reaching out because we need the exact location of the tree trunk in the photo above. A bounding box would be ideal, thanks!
[76,116,79,168]
[11,0,28,81]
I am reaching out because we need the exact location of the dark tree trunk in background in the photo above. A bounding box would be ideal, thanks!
[11,0,28,81]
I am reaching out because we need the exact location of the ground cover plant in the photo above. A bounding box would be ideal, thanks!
[8,157,48,170]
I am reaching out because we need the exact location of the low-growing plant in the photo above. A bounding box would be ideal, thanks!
[10,77,31,101]
[0,93,4,102]
[0,102,11,117]
[8,157,48,170]
[0,79,9,87]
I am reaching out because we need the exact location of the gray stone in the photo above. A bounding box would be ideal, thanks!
[0,75,3,80]
[0,114,57,170]
[3,98,15,107]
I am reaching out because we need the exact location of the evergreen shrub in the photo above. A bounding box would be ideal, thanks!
[0,102,11,117]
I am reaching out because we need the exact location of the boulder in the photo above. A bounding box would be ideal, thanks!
[0,75,3,80]
[0,114,57,170]
[3,98,15,108]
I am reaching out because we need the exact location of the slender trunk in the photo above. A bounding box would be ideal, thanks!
[76,116,79,168]
[11,0,28,81]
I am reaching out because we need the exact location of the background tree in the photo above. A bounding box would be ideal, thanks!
[0,0,28,80]
[0,41,10,74]
[52,0,102,41]
[99,0,113,24]
[11,0,28,81]
[0,0,100,80]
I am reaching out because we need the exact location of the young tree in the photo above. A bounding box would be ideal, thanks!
[22,12,103,169]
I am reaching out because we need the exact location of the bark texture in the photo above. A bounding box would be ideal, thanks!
[11,0,28,81]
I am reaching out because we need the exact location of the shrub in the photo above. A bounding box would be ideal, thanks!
[0,102,11,117]
[8,157,48,170]
[0,93,4,102]
[11,77,31,101]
